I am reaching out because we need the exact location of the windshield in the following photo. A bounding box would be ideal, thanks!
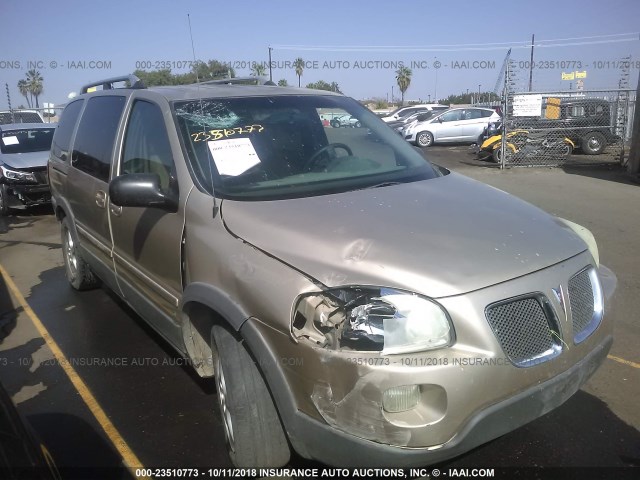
[0,127,55,154]
[174,95,440,200]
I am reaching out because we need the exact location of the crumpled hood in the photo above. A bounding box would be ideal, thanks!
[0,151,49,169]
[221,172,587,298]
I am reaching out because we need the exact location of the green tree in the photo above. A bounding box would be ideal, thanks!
[395,66,412,106]
[277,79,288,87]
[306,80,342,93]
[133,60,236,87]
[250,63,266,77]
[26,70,43,108]
[133,69,174,86]
[294,58,305,87]
[17,79,31,108]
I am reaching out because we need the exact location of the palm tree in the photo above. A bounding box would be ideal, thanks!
[330,81,341,93]
[293,58,305,87]
[395,66,412,106]
[17,79,31,108]
[277,79,288,87]
[250,63,266,77]
[26,70,44,108]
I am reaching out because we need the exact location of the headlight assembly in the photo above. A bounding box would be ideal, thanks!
[0,165,37,183]
[292,287,453,355]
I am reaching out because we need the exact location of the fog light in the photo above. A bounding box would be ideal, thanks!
[382,385,419,413]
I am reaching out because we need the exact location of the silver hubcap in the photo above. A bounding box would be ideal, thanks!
[588,137,601,150]
[64,229,78,279]
[216,356,235,451]
[419,134,429,146]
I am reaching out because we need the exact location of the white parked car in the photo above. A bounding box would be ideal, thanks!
[381,104,449,123]
[404,107,501,147]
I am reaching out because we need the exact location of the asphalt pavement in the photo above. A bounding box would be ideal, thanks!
[0,148,638,478]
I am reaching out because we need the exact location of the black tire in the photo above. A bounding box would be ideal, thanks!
[354,121,362,128]
[330,119,340,128]
[211,325,290,468]
[0,185,10,217]
[61,216,100,290]
[581,132,606,155]
[416,131,434,147]
[492,147,502,163]
[561,142,573,157]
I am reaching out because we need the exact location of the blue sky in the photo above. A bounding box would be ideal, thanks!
[1,0,639,108]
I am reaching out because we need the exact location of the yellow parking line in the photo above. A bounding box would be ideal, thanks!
[0,264,149,480]
[607,355,640,369]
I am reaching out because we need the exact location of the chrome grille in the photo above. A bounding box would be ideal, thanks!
[485,296,560,367]
[568,267,600,343]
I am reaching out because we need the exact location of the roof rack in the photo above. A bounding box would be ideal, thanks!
[199,76,277,86]
[80,75,146,94]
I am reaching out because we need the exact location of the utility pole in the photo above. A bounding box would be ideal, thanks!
[478,84,481,105]
[391,86,394,104]
[627,70,640,175]
[528,34,535,92]
[5,83,14,123]
[268,47,273,82]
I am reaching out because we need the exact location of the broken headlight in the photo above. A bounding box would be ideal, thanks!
[0,165,37,184]
[292,287,453,355]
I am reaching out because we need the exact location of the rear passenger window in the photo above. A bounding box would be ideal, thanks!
[120,100,176,193]
[52,100,83,162]
[72,96,126,182]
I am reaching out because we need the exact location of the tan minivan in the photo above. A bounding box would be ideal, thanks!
[48,75,616,468]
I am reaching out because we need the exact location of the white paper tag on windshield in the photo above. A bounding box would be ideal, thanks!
[2,136,19,146]
[207,138,261,176]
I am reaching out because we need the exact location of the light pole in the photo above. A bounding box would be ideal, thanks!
[268,47,273,82]
[391,86,394,104]
[478,84,481,105]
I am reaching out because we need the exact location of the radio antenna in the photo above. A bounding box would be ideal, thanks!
[187,13,219,218]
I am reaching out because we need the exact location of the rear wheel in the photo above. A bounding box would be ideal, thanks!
[416,131,434,147]
[61,216,100,290]
[330,119,340,128]
[0,185,10,217]
[581,132,606,155]
[211,325,290,468]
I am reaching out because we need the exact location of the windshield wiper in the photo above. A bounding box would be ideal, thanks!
[356,181,403,191]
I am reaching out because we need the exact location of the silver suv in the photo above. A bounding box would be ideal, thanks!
[48,75,616,468]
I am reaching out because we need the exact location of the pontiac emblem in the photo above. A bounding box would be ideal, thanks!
[552,285,567,321]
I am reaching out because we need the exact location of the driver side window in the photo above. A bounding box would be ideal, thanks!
[121,100,176,192]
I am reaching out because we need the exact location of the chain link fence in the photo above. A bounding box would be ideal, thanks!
[499,89,635,167]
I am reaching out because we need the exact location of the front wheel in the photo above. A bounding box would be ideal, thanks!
[0,185,10,217]
[211,325,290,468]
[416,131,434,147]
[561,142,573,157]
[492,147,502,163]
[581,132,606,155]
[330,119,340,128]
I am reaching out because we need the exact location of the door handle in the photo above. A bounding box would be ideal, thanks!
[110,204,122,217]
[95,191,107,208]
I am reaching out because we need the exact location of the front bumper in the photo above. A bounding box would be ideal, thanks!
[243,322,611,467]
[240,253,616,466]
[1,182,51,207]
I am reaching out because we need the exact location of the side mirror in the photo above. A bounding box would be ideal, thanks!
[438,117,443,123]
[109,173,178,213]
